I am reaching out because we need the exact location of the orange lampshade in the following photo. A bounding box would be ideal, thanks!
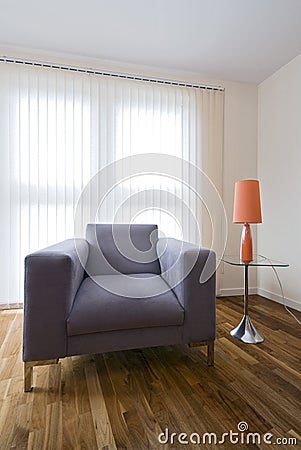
[233,180,262,224]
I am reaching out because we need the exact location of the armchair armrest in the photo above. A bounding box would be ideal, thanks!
[157,238,216,343]
[23,239,89,361]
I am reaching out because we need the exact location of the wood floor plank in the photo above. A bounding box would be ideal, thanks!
[85,359,117,450]
[0,310,17,349]
[116,353,163,449]
[10,401,33,450]
[0,397,16,449]
[72,355,93,415]
[27,429,44,450]
[95,355,132,449]
[77,411,99,450]
[29,365,50,433]
[0,295,300,449]
[43,400,63,450]
[61,358,77,419]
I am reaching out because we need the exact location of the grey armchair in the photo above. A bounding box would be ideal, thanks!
[23,224,216,391]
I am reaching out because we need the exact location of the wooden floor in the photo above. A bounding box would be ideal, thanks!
[0,296,300,450]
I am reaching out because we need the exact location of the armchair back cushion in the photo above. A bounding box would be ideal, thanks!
[85,224,161,275]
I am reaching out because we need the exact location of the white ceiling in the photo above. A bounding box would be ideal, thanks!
[1,0,301,84]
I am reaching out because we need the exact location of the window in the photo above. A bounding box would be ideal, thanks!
[0,61,224,305]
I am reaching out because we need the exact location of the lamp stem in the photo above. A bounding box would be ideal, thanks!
[240,223,253,263]
[244,264,249,315]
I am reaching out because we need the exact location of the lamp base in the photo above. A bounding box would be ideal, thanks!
[240,223,253,263]
[230,314,264,344]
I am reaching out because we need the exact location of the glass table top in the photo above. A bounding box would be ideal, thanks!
[222,254,289,267]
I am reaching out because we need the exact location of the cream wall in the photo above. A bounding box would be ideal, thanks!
[258,53,301,311]
[221,81,258,295]
[1,47,259,294]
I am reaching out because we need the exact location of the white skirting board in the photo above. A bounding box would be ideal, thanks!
[218,287,301,312]
[256,288,301,312]
[218,287,257,297]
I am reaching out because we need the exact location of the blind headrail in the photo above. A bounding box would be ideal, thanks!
[0,56,224,91]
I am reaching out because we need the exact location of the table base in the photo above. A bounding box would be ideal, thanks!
[230,314,264,344]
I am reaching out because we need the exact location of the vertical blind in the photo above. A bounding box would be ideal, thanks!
[0,61,224,306]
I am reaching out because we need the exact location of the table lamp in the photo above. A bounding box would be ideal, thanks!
[233,179,262,263]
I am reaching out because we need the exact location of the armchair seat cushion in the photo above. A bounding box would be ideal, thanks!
[67,273,184,336]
